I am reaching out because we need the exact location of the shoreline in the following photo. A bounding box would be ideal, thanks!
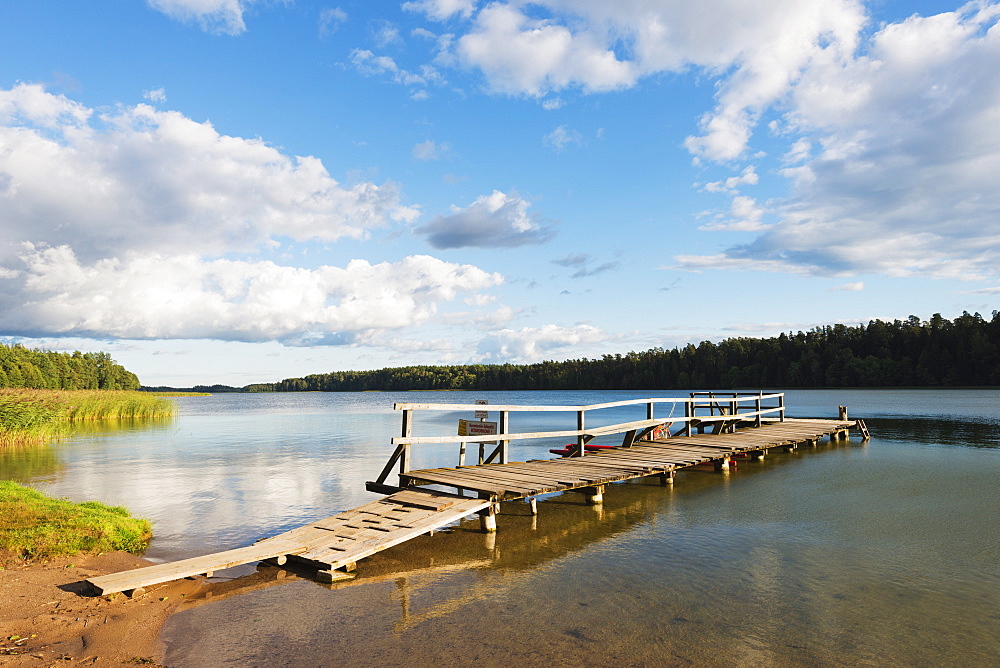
[0,552,202,667]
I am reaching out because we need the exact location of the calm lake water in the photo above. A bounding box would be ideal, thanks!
[3,389,998,666]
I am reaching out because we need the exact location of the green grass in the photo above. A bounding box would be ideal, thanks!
[0,481,152,562]
[0,389,175,446]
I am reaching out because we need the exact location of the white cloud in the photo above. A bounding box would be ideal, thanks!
[438,0,863,163]
[147,0,256,35]
[0,84,417,265]
[350,49,427,86]
[413,139,449,161]
[319,7,347,38]
[543,124,583,151]
[678,4,1000,280]
[403,0,475,21]
[475,324,611,363]
[416,190,555,249]
[2,245,502,344]
[698,195,770,232]
[701,165,758,193]
[831,281,865,291]
[455,3,639,96]
[144,88,167,103]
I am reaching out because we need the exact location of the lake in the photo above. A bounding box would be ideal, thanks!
[2,389,998,666]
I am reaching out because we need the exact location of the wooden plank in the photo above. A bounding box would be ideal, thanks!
[87,538,305,595]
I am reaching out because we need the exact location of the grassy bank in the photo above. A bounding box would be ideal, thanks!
[0,481,152,562]
[0,389,174,446]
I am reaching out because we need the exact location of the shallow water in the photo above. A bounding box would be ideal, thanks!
[3,390,998,666]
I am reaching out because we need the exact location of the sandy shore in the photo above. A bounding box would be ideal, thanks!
[0,552,202,667]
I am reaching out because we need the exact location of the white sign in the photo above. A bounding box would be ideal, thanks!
[475,399,489,420]
[458,419,497,437]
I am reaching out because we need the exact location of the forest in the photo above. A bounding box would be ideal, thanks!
[0,344,140,390]
[247,312,1000,392]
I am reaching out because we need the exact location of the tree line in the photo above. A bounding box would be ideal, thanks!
[0,343,140,390]
[246,312,1000,392]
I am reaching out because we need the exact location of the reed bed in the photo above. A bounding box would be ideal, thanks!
[0,389,174,446]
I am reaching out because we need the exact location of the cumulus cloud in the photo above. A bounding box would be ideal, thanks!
[0,245,502,344]
[678,4,1000,280]
[0,84,417,265]
[147,0,256,35]
[436,0,863,161]
[455,3,639,96]
[475,324,610,363]
[416,190,555,249]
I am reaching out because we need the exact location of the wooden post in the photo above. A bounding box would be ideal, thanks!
[581,485,604,505]
[576,410,586,457]
[399,409,412,477]
[755,392,762,427]
[838,405,849,421]
[459,443,466,466]
[527,497,538,515]
[714,455,730,471]
[684,396,692,436]
[778,393,785,422]
[479,503,497,533]
[659,471,675,485]
[499,411,509,464]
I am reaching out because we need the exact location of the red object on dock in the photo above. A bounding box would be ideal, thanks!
[549,444,616,457]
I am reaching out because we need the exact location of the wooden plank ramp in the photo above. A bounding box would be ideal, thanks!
[86,489,490,596]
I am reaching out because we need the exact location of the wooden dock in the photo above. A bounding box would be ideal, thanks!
[86,392,861,596]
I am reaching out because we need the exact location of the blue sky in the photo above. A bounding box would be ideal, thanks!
[1,0,998,386]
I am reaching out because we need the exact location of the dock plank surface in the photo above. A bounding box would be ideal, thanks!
[401,419,851,499]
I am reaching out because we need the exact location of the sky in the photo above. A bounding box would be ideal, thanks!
[1,0,999,387]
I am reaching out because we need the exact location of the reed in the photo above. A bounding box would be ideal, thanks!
[0,389,175,446]
[0,481,152,562]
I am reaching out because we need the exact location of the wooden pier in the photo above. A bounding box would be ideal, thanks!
[87,392,860,596]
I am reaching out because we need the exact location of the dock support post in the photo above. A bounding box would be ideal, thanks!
[839,405,849,421]
[659,471,675,485]
[526,497,538,515]
[316,569,356,584]
[479,503,498,533]
[581,485,605,505]
[752,449,766,460]
[714,456,731,471]
[499,411,510,464]
[399,409,413,478]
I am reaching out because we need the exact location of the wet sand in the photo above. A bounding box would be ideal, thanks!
[0,552,202,667]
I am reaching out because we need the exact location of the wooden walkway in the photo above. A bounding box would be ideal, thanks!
[400,418,852,500]
[86,413,855,596]
[87,489,489,595]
